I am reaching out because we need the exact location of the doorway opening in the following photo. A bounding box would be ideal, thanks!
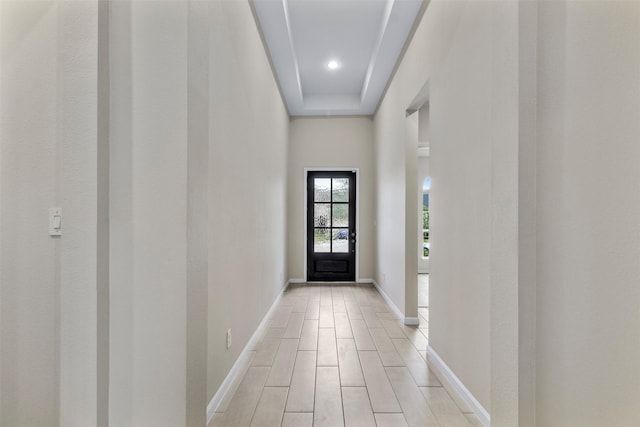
[407,81,430,325]
[416,102,430,321]
[421,177,430,257]
[306,170,357,281]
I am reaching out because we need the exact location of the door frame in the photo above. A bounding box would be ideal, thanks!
[304,168,360,282]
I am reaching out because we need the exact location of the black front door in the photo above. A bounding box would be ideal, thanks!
[307,171,356,281]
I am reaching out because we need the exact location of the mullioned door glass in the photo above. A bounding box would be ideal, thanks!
[332,178,349,202]
[314,204,330,227]
[314,178,331,202]
[314,177,350,253]
[332,229,349,253]
[314,228,330,253]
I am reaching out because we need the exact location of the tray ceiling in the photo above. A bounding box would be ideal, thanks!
[252,0,425,116]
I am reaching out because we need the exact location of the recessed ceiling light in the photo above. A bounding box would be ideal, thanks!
[327,60,340,70]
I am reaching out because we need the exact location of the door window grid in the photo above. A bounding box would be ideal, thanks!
[314,178,349,253]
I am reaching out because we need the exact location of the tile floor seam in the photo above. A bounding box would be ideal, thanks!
[209,280,476,427]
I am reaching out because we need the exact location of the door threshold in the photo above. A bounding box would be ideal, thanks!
[296,281,362,286]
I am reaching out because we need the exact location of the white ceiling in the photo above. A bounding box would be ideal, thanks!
[252,0,425,116]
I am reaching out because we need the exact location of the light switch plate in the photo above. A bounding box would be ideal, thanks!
[49,207,62,236]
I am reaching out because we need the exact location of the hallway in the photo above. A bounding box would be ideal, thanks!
[1,0,639,425]
[209,284,480,427]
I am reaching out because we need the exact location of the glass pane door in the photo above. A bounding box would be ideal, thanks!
[313,178,350,254]
[307,171,356,281]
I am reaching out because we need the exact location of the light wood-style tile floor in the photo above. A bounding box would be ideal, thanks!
[209,283,479,427]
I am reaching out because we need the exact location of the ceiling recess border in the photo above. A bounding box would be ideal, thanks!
[252,0,426,116]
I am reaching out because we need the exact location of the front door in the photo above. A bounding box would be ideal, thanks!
[307,171,356,281]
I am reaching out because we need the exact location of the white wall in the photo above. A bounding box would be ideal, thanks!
[207,0,289,408]
[374,0,522,416]
[109,1,290,425]
[287,117,374,281]
[0,1,100,426]
[418,102,430,143]
[1,1,288,425]
[374,87,408,314]
[422,1,493,410]
[379,1,640,425]
[535,2,640,425]
[186,2,210,426]
[375,0,490,408]
[109,1,192,425]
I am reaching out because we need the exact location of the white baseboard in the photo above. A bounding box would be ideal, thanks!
[427,346,490,427]
[206,282,289,424]
[369,279,417,326]
[287,278,306,284]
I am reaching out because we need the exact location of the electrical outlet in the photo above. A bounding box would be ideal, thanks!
[226,329,232,349]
